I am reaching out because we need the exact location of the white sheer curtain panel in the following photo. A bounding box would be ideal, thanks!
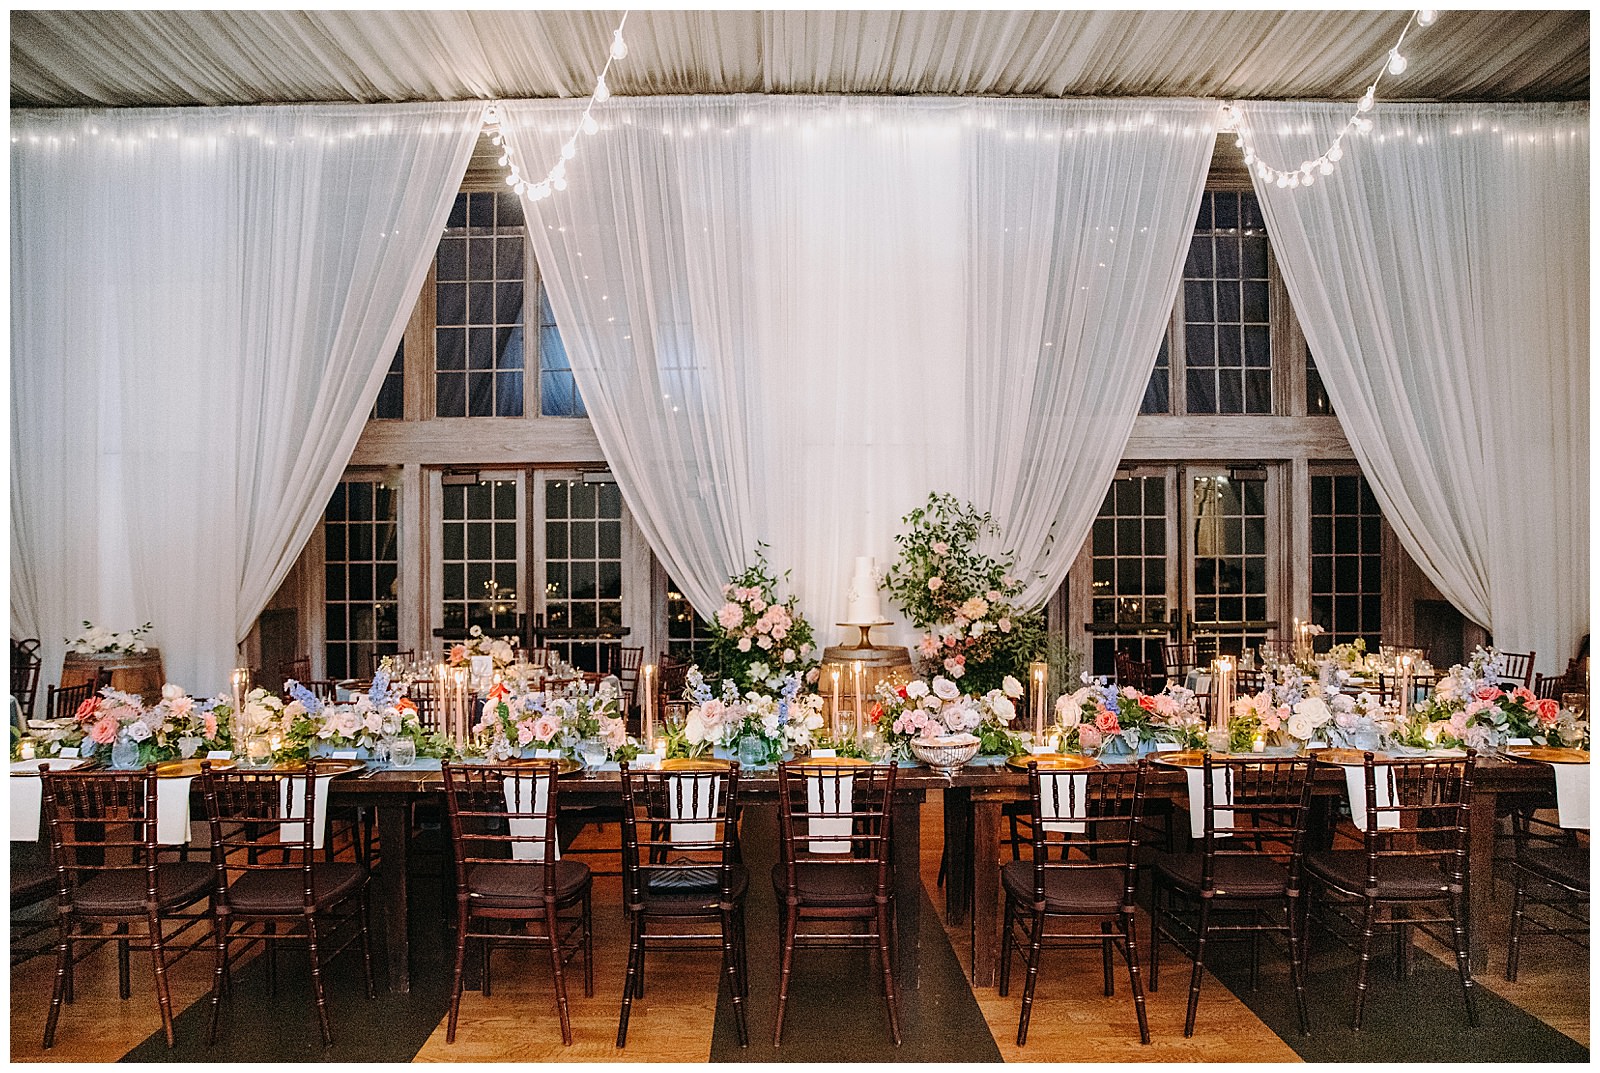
[1237,101,1588,668]
[12,102,482,690]
[498,96,1215,644]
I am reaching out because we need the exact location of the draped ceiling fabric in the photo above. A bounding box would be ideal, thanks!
[11,102,483,690]
[1238,101,1589,666]
[12,10,1587,107]
[498,96,1215,645]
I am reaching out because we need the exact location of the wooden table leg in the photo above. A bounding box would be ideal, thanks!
[374,802,412,994]
[1466,788,1497,974]
[943,787,972,926]
[969,795,1003,987]
[893,796,923,990]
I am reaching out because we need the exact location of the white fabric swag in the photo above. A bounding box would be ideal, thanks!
[1237,101,1588,671]
[11,102,483,690]
[498,96,1215,643]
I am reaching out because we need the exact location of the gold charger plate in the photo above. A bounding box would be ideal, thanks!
[790,756,872,768]
[1005,753,1099,772]
[1507,746,1590,764]
[9,758,94,776]
[271,758,366,777]
[659,757,731,772]
[153,758,237,778]
[1313,748,1392,766]
[505,756,584,776]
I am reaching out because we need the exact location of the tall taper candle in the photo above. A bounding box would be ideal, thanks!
[1398,653,1414,724]
[830,667,842,740]
[851,660,866,741]
[641,663,656,746]
[1030,660,1049,743]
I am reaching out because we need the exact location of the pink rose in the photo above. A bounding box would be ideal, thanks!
[927,577,943,591]
[89,717,118,745]
[1535,698,1560,725]
[1094,709,1121,735]
[203,713,218,739]
[1079,726,1103,751]
[1474,686,1504,702]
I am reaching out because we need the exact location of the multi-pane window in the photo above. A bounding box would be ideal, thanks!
[537,281,585,417]
[1190,473,1268,659]
[371,340,404,420]
[1184,191,1271,414]
[1089,475,1169,678]
[435,192,526,418]
[1310,473,1383,646]
[666,580,714,665]
[441,477,521,638]
[324,480,399,679]
[544,478,623,671]
[1141,334,1171,414]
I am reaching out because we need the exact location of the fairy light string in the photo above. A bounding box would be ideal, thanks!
[486,10,630,203]
[1227,9,1439,189]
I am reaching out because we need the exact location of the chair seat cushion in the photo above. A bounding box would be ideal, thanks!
[1516,846,1590,891]
[770,859,887,907]
[1149,850,1289,898]
[638,863,748,915]
[1001,859,1128,914]
[1304,851,1458,899]
[466,859,591,908]
[224,862,365,915]
[72,861,213,915]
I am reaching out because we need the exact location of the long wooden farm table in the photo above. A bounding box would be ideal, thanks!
[936,754,1563,986]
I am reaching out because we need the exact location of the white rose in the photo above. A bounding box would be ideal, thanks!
[1294,696,1332,727]
[990,695,1016,724]
[782,648,796,664]
[162,683,185,701]
[932,676,961,700]
[737,638,752,652]
[905,680,930,700]
[685,712,708,745]
[1055,694,1084,726]
[125,720,152,743]
[1002,675,1024,699]
[1286,712,1316,740]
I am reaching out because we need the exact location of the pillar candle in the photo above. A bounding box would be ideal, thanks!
[1398,653,1414,724]
[230,668,250,750]
[1030,660,1049,743]
[1213,657,1233,738]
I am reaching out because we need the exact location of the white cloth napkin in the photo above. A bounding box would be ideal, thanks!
[1039,771,1090,834]
[279,774,336,851]
[1183,766,1234,839]
[667,774,722,844]
[155,777,194,844]
[806,772,854,854]
[504,770,558,861]
[1342,764,1401,832]
[1552,763,1590,829]
[10,759,80,841]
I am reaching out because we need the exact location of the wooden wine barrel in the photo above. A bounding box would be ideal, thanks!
[59,648,166,704]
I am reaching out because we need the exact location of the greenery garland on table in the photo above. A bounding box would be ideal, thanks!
[883,492,1044,695]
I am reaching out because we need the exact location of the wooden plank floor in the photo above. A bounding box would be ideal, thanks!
[9,793,1589,1061]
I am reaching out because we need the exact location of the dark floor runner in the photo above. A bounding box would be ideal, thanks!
[120,834,455,1063]
[1200,933,1588,1063]
[708,804,1001,1063]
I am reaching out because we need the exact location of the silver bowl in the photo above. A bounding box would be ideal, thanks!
[910,735,981,775]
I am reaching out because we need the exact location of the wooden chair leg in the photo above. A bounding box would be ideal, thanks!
[207,915,229,1046]
[1286,893,1311,1035]
[117,924,132,1000]
[42,922,71,1049]
[1506,872,1528,982]
[1120,911,1152,1045]
[545,903,573,1046]
[1448,891,1480,1028]
[1183,896,1212,1038]
[446,903,470,1043]
[1017,910,1046,1046]
[358,889,376,999]
[875,900,901,1046]
[773,902,800,1046]
[722,908,748,1047]
[1148,884,1163,993]
[1102,920,1116,996]
[998,897,1015,996]
[582,894,595,998]
[145,910,177,1048]
[616,914,642,1047]
[306,915,334,1046]
[1351,896,1378,1031]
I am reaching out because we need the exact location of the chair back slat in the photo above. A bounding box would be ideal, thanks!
[11,638,42,723]
[1200,755,1315,881]
[1358,753,1475,878]
[618,763,741,908]
[1026,761,1146,901]
[40,768,161,906]
[200,762,321,906]
[441,761,565,894]
[776,762,896,889]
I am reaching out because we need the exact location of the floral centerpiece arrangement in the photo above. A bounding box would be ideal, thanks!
[473,678,635,762]
[67,684,230,765]
[868,673,1024,760]
[277,671,452,761]
[1393,647,1589,751]
[706,545,820,691]
[65,620,154,655]
[670,668,825,764]
[448,625,518,670]
[1053,680,1204,754]
[883,493,1043,694]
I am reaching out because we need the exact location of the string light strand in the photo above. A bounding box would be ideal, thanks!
[485,10,630,203]
[1226,9,1439,190]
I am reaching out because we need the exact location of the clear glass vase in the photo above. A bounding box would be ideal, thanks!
[110,737,140,769]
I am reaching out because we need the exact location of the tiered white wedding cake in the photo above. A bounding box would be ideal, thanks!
[842,556,885,625]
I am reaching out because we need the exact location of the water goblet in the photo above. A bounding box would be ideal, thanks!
[390,737,416,768]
